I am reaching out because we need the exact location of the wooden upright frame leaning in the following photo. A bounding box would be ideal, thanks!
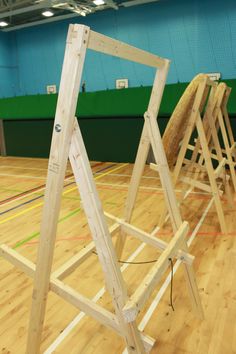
[0,24,203,354]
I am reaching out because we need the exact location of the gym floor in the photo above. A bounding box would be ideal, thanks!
[0,156,236,353]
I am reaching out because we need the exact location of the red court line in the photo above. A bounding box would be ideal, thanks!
[22,229,236,247]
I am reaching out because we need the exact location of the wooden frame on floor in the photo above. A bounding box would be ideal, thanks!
[154,76,232,235]
[0,24,203,354]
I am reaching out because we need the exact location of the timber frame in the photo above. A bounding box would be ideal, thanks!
[153,76,234,235]
[0,24,203,354]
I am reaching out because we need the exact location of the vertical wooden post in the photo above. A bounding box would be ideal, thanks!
[116,63,170,258]
[196,114,227,234]
[0,119,6,156]
[26,24,90,354]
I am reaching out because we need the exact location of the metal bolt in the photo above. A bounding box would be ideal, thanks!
[55,124,62,132]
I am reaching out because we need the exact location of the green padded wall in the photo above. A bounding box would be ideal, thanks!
[1,81,236,161]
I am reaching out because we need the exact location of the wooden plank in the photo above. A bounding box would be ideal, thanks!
[117,64,170,258]
[196,114,227,234]
[105,212,194,265]
[187,144,220,161]
[52,223,120,280]
[51,278,155,352]
[88,30,167,69]
[0,244,35,277]
[0,244,154,353]
[26,24,90,354]
[214,157,226,179]
[123,222,189,322]
[145,110,182,230]
[50,278,121,335]
[180,176,213,193]
[70,119,146,353]
[0,119,6,156]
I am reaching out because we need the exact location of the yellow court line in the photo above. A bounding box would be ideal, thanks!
[0,163,128,226]
[63,163,128,196]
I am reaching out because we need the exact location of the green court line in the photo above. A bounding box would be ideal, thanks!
[13,207,81,249]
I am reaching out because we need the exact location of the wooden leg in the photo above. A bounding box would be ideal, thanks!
[117,64,170,258]
[182,241,204,319]
[196,115,227,234]
[218,110,236,192]
[116,123,150,259]
[26,25,90,354]
[70,120,145,353]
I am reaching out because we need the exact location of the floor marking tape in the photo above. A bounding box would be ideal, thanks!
[13,208,81,249]
[9,163,124,246]
[0,163,122,225]
[0,174,74,207]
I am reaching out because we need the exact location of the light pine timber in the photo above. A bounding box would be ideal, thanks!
[26,24,90,354]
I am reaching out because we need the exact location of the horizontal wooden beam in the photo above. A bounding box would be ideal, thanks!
[183,159,207,173]
[52,223,120,280]
[214,158,226,179]
[50,278,121,334]
[0,244,35,277]
[88,30,168,69]
[122,222,189,323]
[187,144,219,161]
[0,243,155,352]
[105,212,194,265]
[180,176,213,194]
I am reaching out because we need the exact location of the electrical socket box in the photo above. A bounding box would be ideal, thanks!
[47,85,57,94]
[116,79,128,89]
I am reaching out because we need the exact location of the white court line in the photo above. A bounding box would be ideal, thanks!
[44,242,149,354]
[0,176,74,209]
[97,181,210,196]
[95,172,160,180]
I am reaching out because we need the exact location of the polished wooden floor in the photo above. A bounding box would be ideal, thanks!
[0,156,236,354]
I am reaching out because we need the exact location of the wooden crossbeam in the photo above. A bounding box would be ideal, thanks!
[88,30,167,69]
[52,223,120,280]
[180,176,214,194]
[123,222,189,322]
[105,212,194,265]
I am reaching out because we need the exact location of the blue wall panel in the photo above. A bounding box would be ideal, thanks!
[1,0,236,97]
[0,32,18,97]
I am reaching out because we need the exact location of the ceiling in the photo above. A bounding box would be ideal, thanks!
[0,0,159,31]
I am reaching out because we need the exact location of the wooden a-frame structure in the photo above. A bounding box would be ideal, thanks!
[0,24,203,354]
[205,82,236,192]
[150,76,233,236]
